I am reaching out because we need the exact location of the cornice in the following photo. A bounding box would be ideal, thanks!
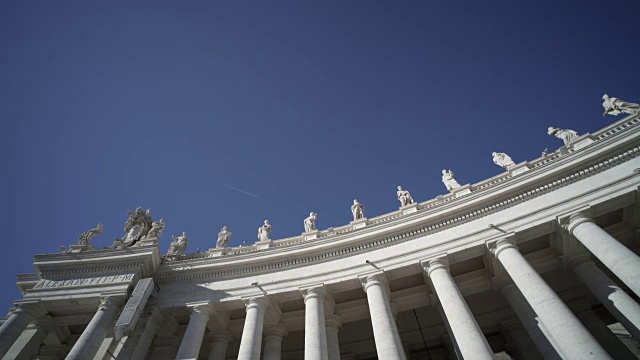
[33,245,161,279]
[155,136,640,284]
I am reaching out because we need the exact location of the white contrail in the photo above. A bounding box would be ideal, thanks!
[221,183,260,198]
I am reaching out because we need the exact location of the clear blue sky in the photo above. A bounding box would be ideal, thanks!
[1,1,639,313]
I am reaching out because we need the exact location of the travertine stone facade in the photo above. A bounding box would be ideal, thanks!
[2,113,640,359]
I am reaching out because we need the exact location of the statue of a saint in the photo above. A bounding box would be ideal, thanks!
[145,219,165,241]
[442,170,461,191]
[492,152,516,169]
[304,212,317,232]
[121,207,154,246]
[166,232,188,257]
[547,127,579,146]
[258,220,272,242]
[351,199,365,221]
[78,223,103,246]
[397,186,414,207]
[602,94,640,117]
[216,226,232,248]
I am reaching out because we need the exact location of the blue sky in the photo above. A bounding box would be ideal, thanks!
[1,1,639,313]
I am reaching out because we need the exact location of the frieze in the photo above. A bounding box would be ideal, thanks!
[33,273,135,289]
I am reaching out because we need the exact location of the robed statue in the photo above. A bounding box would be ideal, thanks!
[351,199,365,221]
[78,223,103,246]
[602,94,640,117]
[216,226,232,248]
[397,186,415,206]
[442,170,461,192]
[258,220,272,242]
[548,127,579,146]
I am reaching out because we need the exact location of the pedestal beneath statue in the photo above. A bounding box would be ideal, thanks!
[400,203,419,215]
[255,240,273,250]
[452,185,472,198]
[508,162,531,176]
[350,218,368,230]
[208,248,228,257]
[303,230,320,241]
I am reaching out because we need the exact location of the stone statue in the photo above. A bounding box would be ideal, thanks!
[442,169,461,191]
[351,199,365,221]
[121,207,154,246]
[78,223,103,246]
[304,212,317,232]
[144,219,165,241]
[492,152,516,169]
[397,186,414,206]
[547,127,579,146]
[216,226,232,248]
[602,94,640,117]
[258,220,272,242]
[167,232,188,257]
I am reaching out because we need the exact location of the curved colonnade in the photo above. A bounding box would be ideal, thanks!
[2,113,640,359]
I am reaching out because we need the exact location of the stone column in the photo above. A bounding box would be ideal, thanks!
[500,318,541,360]
[301,285,329,360]
[487,237,610,359]
[0,301,46,358]
[130,308,164,360]
[421,258,494,360]
[571,303,636,360]
[3,317,53,360]
[263,324,287,360]
[564,252,640,341]
[207,331,232,360]
[563,212,640,297]
[237,296,269,360]
[325,315,342,360]
[66,296,124,360]
[113,307,164,359]
[492,277,563,359]
[176,303,214,359]
[359,272,406,360]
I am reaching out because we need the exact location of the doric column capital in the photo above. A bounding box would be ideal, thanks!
[263,323,288,339]
[419,256,449,278]
[300,284,328,303]
[12,300,47,318]
[358,271,388,292]
[559,211,594,234]
[98,295,124,312]
[325,314,342,329]
[486,237,518,259]
[242,295,269,312]
[561,251,592,270]
[186,301,214,318]
[210,330,233,344]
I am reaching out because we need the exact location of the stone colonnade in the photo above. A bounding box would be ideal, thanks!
[1,211,640,359]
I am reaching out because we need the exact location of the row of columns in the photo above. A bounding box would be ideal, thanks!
[2,211,640,359]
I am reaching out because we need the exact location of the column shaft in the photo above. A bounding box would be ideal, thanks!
[573,305,636,360]
[2,323,48,360]
[176,305,213,359]
[0,302,45,358]
[501,319,541,360]
[66,297,123,360]
[566,214,640,297]
[423,259,494,360]
[360,273,406,360]
[208,332,232,360]
[490,239,610,359]
[262,324,287,360]
[325,316,342,360]
[237,297,268,360]
[302,287,328,360]
[571,257,640,341]
[497,282,563,359]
